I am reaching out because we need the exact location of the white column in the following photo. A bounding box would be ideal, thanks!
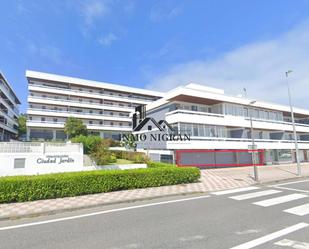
[26,127,30,141]
[52,130,56,140]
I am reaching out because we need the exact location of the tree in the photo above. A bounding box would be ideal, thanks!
[17,114,27,138]
[64,117,87,139]
[120,133,137,151]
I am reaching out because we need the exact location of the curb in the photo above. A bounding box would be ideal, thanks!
[0,191,205,221]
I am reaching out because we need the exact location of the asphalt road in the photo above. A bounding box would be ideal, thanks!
[1,179,309,249]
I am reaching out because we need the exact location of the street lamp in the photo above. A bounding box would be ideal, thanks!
[248,100,259,181]
[285,70,301,176]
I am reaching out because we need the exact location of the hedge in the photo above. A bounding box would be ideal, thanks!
[0,167,200,203]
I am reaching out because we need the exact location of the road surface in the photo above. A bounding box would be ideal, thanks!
[1,178,309,249]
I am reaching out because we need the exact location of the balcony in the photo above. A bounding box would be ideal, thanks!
[28,83,155,104]
[165,109,309,133]
[27,108,131,122]
[165,135,309,150]
[28,96,134,112]
[26,120,132,131]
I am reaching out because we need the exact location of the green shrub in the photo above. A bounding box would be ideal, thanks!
[0,167,200,203]
[147,161,177,168]
[91,147,117,165]
[71,135,102,154]
[110,150,149,163]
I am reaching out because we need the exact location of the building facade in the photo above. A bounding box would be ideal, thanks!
[0,72,20,141]
[26,70,163,141]
[135,83,309,166]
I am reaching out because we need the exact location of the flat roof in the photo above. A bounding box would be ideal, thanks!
[26,70,164,97]
[146,84,309,117]
[0,72,21,104]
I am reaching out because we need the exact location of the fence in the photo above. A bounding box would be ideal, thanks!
[0,142,83,154]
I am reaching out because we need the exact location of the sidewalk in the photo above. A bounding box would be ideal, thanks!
[0,163,308,220]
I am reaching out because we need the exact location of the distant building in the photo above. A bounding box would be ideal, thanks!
[135,83,309,166]
[26,70,163,141]
[0,72,20,141]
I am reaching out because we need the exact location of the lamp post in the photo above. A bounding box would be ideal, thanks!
[248,100,258,181]
[285,70,301,176]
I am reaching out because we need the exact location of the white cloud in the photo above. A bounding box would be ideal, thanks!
[28,44,63,64]
[150,2,182,22]
[80,0,110,25]
[98,33,117,46]
[147,20,309,109]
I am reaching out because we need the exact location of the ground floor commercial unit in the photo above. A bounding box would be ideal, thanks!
[144,147,309,167]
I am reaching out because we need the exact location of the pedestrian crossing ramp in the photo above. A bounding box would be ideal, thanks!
[212,185,309,216]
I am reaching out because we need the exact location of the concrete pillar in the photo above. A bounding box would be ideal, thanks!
[52,130,56,141]
[26,127,30,141]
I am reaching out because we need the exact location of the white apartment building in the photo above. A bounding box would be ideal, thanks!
[0,72,20,141]
[26,70,163,141]
[135,83,309,166]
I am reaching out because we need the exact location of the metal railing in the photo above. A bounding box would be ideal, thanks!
[29,83,155,102]
[0,142,82,153]
[28,96,134,109]
[27,108,131,119]
[166,109,309,128]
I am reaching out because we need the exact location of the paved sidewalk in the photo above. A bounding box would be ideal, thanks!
[0,163,309,220]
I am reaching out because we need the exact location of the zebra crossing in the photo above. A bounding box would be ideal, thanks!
[212,182,309,248]
[212,184,309,217]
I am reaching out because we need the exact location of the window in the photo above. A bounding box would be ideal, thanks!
[148,125,152,131]
[89,121,93,124]
[191,106,198,111]
[193,124,198,136]
[99,121,103,125]
[53,118,58,123]
[41,117,45,122]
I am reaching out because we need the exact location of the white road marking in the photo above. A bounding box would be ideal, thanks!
[236,229,261,235]
[212,186,260,196]
[284,203,309,216]
[230,190,281,200]
[253,194,307,207]
[272,186,309,194]
[229,223,309,249]
[179,235,205,242]
[0,195,210,231]
[274,239,309,249]
[271,179,309,187]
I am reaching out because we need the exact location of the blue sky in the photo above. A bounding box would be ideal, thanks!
[1,0,309,112]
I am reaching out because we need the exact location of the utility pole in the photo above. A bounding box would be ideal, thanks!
[285,70,301,176]
[248,100,258,181]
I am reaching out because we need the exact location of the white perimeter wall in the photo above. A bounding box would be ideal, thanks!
[0,142,84,176]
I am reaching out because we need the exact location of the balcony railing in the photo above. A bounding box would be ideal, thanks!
[166,109,309,128]
[29,83,155,102]
[28,96,135,110]
[175,135,309,143]
[27,120,131,128]
[27,108,131,119]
